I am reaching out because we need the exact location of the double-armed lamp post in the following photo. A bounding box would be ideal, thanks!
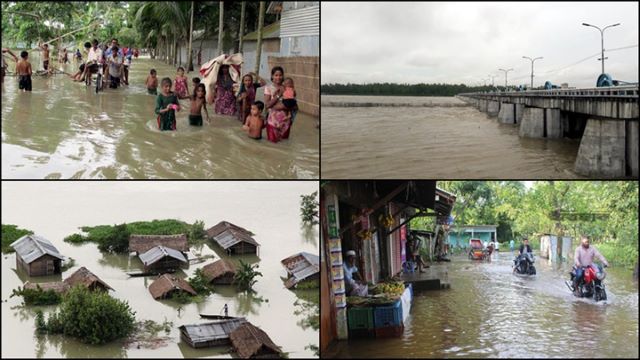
[582,22,621,74]
[522,56,543,88]
[498,68,514,88]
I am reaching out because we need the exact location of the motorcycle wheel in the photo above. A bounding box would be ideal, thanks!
[529,266,536,275]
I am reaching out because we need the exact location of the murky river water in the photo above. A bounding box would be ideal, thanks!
[1,182,319,358]
[329,251,638,358]
[1,52,319,179]
[321,95,582,179]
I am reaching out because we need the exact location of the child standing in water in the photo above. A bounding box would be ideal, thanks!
[155,77,180,131]
[281,77,298,123]
[236,72,266,122]
[145,69,158,95]
[192,77,201,97]
[15,51,33,92]
[174,67,189,99]
[189,83,211,126]
[242,101,265,140]
[38,42,50,73]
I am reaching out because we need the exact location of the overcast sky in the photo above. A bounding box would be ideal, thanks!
[322,2,639,88]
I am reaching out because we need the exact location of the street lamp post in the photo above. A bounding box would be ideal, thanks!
[522,56,543,88]
[498,68,514,89]
[488,74,497,87]
[582,22,621,74]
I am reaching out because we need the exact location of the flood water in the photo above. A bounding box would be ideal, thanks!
[329,251,639,358]
[1,52,319,179]
[1,182,319,358]
[321,95,582,179]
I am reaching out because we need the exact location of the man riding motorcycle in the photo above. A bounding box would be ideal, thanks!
[571,235,609,297]
[514,237,535,274]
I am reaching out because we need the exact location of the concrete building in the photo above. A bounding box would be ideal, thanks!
[447,225,498,248]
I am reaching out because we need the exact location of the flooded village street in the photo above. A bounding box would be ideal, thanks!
[1,182,319,358]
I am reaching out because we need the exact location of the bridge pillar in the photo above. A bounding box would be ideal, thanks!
[545,109,563,138]
[487,101,499,117]
[498,103,515,124]
[478,99,488,113]
[627,120,639,177]
[519,107,545,138]
[575,119,626,177]
[515,104,524,124]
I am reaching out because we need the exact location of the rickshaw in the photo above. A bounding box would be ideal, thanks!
[468,238,488,260]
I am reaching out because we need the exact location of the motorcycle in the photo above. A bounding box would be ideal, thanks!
[565,263,607,301]
[513,252,536,275]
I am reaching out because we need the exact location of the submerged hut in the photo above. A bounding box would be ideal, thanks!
[63,266,113,291]
[179,318,247,348]
[139,245,188,273]
[24,281,68,294]
[129,234,189,255]
[229,322,282,359]
[281,252,320,289]
[207,221,259,255]
[148,274,197,300]
[202,259,237,285]
[10,235,64,276]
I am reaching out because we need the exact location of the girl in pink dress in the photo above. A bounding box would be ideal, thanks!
[214,65,237,116]
[174,67,189,99]
[264,66,291,143]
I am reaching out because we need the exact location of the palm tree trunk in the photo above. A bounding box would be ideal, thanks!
[187,1,194,72]
[217,1,224,55]
[238,1,246,53]
[254,1,265,75]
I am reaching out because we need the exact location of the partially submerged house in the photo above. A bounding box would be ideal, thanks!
[24,281,68,294]
[10,235,64,276]
[207,221,259,255]
[281,252,319,289]
[139,246,188,273]
[202,259,237,285]
[148,274,197,300]
[129,234,189,255]
[179,318,247,348]
[229,322,282,359]
[63,266,113,292]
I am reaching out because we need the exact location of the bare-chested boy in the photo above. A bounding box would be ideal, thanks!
[15,51,32,92]
[145,69,158,95]
[38,42,50,73]
[189,83,211,126]
[242,101,265,140]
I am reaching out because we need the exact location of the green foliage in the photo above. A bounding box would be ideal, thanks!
[60,257,76,272]
[233,260,263,291]
[1,224,34,253]
[321,83,500,97]
[188,220,207,243]
[11,285,62,305]
[187,268,213,295]
[35,310,47,334]
[63,233,86,244]
[305,344,320,357]
[41,285,136,344]
[597,242,638,269]
[97,223,131,253]
[169,291,193,304]
[300,191,319,225]
[295,278,319,290]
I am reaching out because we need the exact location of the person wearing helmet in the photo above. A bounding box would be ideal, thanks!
[572,235,609,296]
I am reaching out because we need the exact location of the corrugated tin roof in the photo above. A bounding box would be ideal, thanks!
[281,252,319,287]
[280,5,319,37]
[129,234,189,253]
[10,235,64,264]
[214,228,259,250]
[139,246,187,266]
[180,318,247,343]
[206,221,253,238]
[242,21,280,41]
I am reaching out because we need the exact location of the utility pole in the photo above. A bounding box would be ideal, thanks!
[522,56,543,88]
[488,74,497,87]
[498,68,514,89]
[582,22,621,74]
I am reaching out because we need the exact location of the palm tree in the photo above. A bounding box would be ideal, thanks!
[217,1,224,55]
[254,1,265,74]
[238,1,246,53]
[233,260,263,291]
[187,1,194,71]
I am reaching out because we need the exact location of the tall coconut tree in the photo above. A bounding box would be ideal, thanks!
[254,1,265,74]
[217,1,224,55]
[187,1,194,71]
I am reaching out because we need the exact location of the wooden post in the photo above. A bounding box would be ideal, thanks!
[217,1,224,55]
[238,1,246,53]
[187,1,194,72]
[254,1,265,75]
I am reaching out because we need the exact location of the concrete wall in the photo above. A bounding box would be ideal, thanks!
[243,39,282,81]
[487,101,499,117]
[575,118,626,177]
[627,120,639,177]
[519,107,545,138]
[545,109,563,138]
[268,56,319,117]
[498,103,515,124]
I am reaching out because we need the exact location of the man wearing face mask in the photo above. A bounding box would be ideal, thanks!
[572,235,609,296]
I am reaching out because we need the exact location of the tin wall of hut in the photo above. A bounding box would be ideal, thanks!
[179,318,247,348]
[206,221,260,255]
[11,235,64,276]
[139,246,188,273]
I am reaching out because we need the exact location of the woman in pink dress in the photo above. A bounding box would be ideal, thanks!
[264,66,291,143]
[214,65,237,116]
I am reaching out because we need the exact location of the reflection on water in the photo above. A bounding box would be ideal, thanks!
[1,182,319,358]
[321,95,582,179]
[329,251,638,358]
[2,53,319,179]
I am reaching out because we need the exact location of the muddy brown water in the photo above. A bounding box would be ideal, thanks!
[327,251,638,358]
[321,95,582,179]
[1,52,319,179]
[1,182,319,358]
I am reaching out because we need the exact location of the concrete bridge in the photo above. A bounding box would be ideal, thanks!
[457,86,639,178]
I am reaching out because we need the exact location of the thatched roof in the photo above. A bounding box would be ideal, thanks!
[11,234,64,263]
[63,266,113,291]
[229,322,281,359]
[148,274,197,299]
[129,234,189,254]
[24,281,68,294]
[202,259,237,281]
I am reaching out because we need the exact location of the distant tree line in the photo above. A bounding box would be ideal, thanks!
[321,83,504,96]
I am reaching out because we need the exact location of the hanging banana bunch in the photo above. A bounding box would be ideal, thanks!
[357,229,373,241]
[378,214,394,228]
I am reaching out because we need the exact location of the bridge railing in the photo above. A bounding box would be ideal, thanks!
[458,85,638,98]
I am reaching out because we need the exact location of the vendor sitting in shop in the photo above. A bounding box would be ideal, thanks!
[343,250,368,297]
